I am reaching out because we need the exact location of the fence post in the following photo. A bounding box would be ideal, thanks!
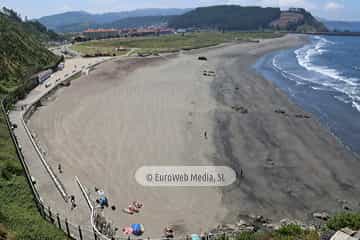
[56,213,61,230]
[48,206,53,223]
[93,228,98,240]
[65,218,71,237]
[38,201,45,217]
[78,225,83,240]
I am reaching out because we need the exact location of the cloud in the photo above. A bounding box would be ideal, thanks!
[324,2,344,10]
[59,4,73,12]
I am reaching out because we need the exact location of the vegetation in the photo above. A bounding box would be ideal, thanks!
[71,31,284,56]
[0,8,66,240]
[103,15,172,29]
[38,9,189,32]
[1,7,63,42]
[216,225,319,240]
[327,212,360,231]
[168,5,281,31]
[58,15,173,33]
[0,8,61,92]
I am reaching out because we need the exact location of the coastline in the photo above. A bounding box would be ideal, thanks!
[25,35,360,237]
[254,39,360,158]
[208,35,360,223]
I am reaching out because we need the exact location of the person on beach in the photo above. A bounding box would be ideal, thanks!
[204,131,208,140]
[70,195,76,210]
[164,225,174,239]
[58,164,62,174]
[133,201,143,209]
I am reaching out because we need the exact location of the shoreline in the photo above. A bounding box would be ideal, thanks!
[254,43,360,159]
[25,35,360,237]
[208,35,360,223]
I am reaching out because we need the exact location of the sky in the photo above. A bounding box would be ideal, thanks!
[1,0,359,21]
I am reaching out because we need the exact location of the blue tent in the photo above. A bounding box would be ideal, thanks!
[131,224,144,236]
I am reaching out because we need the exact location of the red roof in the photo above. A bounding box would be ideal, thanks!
[84,28,118,33]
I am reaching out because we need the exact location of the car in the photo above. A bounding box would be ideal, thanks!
[198,56,207,61]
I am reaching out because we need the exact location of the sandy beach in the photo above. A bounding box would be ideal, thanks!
[28,35,360,237]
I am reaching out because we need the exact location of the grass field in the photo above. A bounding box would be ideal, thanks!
[71,31,284,56]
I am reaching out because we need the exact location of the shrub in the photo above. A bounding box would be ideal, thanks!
[276,224,303,236]
[327,213,360,231]
[1,160,23,180]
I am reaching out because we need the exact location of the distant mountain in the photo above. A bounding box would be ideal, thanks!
[168,5,281,30]
[38,8,190,32]
[57,15,174,32]
[323,20,360,32]
[102,15,173,29]
[169,5,327,32]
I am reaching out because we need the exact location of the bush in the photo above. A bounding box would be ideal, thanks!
[276,224,303,236]
[327,213,360,231]
[1,160,23,180]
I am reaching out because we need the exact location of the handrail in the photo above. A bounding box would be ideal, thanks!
[21,115,68,201]
[75,176,111,240]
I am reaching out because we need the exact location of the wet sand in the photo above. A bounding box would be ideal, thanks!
[29,35,360,237]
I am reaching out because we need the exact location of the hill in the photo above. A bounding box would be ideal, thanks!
[323,20,360,32]
[102,15,172,29]
[168,5,281,30]
[57,15,173,32]
[169,5,327,32]
[0,7,61,92]
[270,8,328,32]
[38,8,190,32]
[0,7,65,240]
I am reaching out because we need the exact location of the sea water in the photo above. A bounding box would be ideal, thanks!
[254,35,360,154]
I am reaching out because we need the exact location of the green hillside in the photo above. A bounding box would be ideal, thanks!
[168,5,281,30]
[0,7,66,240]
[57,15,173,33]
[298,10,328,32]
[168,5,327,32]
[0,8,61,92]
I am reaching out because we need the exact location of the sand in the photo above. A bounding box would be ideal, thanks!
[28,35,360,237]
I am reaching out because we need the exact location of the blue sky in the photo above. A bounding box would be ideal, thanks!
[1,0,359,21]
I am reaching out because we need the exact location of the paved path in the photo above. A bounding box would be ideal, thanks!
[9,56,111,229]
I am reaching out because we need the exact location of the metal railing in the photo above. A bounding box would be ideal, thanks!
[1,67,249,240]
[1,94,114,240]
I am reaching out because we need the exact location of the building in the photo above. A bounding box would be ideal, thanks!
[159,28,174,35]
[57,62,65,71]
[37,69,53,84]
[289,8,305,13]
[83,29,119,40]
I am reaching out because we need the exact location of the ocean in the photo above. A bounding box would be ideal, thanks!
[254,35,360,154]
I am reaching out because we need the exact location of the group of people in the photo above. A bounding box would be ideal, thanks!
[123,200,144,214]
